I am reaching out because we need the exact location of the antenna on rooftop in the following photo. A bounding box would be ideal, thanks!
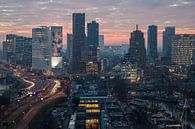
[136,24,138,30]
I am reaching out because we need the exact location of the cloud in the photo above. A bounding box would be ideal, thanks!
[164,21,172,24]
[169,0,192,7]
[0,0,195,47]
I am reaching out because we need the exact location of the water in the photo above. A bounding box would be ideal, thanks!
[161,102,195,128]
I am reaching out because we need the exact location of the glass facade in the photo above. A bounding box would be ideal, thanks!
[32,26,51,70]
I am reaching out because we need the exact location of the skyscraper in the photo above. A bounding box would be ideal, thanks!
[5,34,17,62]
[67,33,73,61]
[72,13,85,73]
[87,21,99,61]
[32,26,51,70]
[50,26,63,69]
[0,44,2,60]
[129,25,146,69]
[87,21,99,47]
[4,34,32,66]
[32,26,63,71]
[163,26,175,59]
[147,25,157,61]
[15,36,32,67]
[172,34,195,65]
[23,37,32,67]
[99,35,104,49]
[2,41,7,60]
[86,21,100,74]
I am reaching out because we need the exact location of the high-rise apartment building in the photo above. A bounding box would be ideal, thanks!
[5,34,17,62]
[87,21,99,61]
[172,34,195,65]
[15,36,32,66]
[163,26,175,59]
[87,21,99,47]
[129,25,146,69]
[147,25,157,61]
[4,34,32,66]
[86,21,100,74]
[72,13,85,73]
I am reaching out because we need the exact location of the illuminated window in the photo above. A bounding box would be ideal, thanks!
[79,104,99,108]
[86,109,100,113]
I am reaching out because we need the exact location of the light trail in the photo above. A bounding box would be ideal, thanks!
[22,78,35,90]
[50,80,61,95]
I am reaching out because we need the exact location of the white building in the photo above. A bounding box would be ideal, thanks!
[121,62,142,83]
[113,62,142,83]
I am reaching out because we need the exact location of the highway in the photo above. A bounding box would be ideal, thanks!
[13,80,63,129]
[14,92,64,129]
[0,62,64,129]
[22,78,35,90]
[50,80,61,95]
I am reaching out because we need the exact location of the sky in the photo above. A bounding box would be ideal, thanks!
[0,0,195,50]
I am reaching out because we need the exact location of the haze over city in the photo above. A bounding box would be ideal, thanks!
[1,0,195,48]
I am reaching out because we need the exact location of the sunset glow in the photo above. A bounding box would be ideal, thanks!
[0,0,195,48]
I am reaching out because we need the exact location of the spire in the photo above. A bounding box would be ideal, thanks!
[136,24,138,30]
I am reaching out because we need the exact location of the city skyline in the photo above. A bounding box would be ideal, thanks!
[1,1,195,129]
[1,0,195,49]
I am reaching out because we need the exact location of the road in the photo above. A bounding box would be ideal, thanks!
[0,62,63,129]
[14,91,64,129]
[11,80,63,129]
[50,80,61,95]
[0,79,54,127]
[22,78,35,90]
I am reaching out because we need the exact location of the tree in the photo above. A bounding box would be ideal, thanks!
[112,78,128,102]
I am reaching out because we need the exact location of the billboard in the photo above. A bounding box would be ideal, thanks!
[51,57,63,68]
[51,27,63,57]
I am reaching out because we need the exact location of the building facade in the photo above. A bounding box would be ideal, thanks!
[147,25,157,61]
[2,41,7,60]
[4,35,32,66]
[163,26,175,60]
[5,34,17,62]
[99,35,104,49]
[15,36,32,66]
[87,21,99,61]
[121,62,142,83]
[172,34,195,65]
[129,25,146,69]
[72,13,86,73]
[32,26,51,71]
[67,33,73,61]
[32,26,63,71]
[87,21,99,47]
[86,21,100,74]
